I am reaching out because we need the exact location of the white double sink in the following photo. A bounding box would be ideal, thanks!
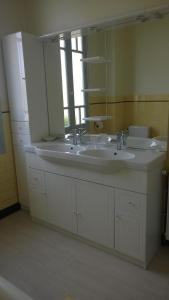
[30,141,166,171]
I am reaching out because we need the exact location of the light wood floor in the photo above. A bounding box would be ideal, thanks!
[0,211,169,300]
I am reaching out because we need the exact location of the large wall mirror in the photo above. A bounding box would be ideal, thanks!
[44,12,169,139]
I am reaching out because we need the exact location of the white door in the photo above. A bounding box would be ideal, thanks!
[115,189,145,261]
[76,180,114,248]
[45,173,76,233]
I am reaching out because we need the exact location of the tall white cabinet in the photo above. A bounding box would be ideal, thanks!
[3,32,49,208]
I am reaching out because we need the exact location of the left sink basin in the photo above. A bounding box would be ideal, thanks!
[36,143,81,153]
[35,143,86,164]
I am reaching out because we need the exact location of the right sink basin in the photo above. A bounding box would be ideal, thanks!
[78,148,135,160]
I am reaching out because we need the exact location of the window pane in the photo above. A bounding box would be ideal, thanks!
[77,36,82,51]
[64,109,69,127]
[72,52,85,106]
[71,37,77,50]
[60,49,68,107]
[60,38,65,48]
[80,107,85,124]
[75,108,80,125]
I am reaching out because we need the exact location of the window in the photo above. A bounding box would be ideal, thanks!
[59,35,87,132]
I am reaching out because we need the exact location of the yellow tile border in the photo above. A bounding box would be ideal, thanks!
[133,94,169,101]
[89,94,169,105]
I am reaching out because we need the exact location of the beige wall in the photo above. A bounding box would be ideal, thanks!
[0,0,26,37]
[25,0,169,35]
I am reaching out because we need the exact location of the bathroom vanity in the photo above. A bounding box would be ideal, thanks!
[25,142,165,267]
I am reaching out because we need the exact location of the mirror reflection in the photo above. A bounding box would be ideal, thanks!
[58,15,169,140]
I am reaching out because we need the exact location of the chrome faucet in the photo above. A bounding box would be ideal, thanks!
[116,130,127,150]
[78,128,87,144]
[71,129,79,145]
[70,128,87,145]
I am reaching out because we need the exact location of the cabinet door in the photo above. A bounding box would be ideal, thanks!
[45,173,76,233]
[3,32,48,140]
[3,33,27,121]
[28,168,47,221]
[115,189,146,261]
[29,190,47,221]
[115,214,145,260]
[76,180,114,248]
[22,32,49,141]
[13,144,29,208]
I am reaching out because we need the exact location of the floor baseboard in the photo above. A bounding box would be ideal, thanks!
[0,203,21,220]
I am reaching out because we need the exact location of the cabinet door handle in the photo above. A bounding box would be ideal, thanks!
[72,211,81,216]
[33,177,38,181]
[128,201,135,207]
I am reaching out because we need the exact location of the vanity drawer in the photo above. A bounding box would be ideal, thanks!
[28,168,45,193]
[12,133,31,148]
[11,121,30,135]
[115,189,146,216]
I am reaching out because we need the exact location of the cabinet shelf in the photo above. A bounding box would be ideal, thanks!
[83,116,112,122]
[81,88,106,93]
[81,56,111,63]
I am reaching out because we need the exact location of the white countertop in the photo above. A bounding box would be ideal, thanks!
[24,141,166,171]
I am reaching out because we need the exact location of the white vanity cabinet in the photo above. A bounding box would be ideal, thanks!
[25,151,163,267]
[3,32,49,208]
[28,168,146,263]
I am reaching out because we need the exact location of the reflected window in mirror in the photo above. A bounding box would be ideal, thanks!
[59,35,87,133]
